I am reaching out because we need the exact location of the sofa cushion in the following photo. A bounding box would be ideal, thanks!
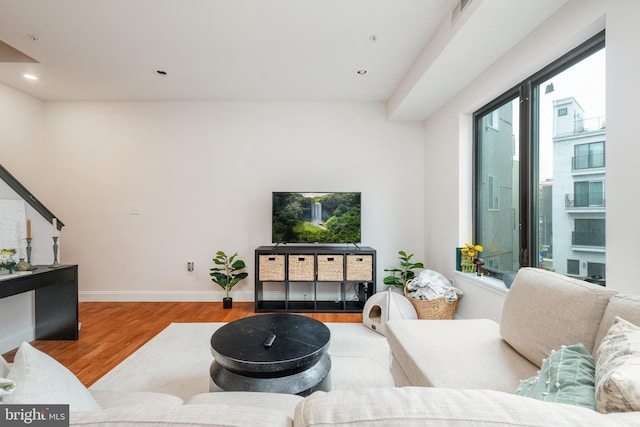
[595,316,640,413]
[90,390,183,410]
[385,319,538,392]
[294,387,619,427]
[187,391,302,415]
[594,294,640,351]
[0,355,9,378]
[0,355,10,399]
[2,342,101,412]
[70,403,294,427]
[500,268,616,367]
[515,344,595,410]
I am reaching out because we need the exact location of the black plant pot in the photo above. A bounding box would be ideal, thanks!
[222,297,233,309]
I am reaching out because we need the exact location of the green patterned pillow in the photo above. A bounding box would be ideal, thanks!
[515,343,596,410]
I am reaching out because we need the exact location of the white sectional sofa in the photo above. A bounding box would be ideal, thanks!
[2,268,639,426]
[386,267,640,424]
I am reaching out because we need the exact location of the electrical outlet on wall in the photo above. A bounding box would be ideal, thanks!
[129,203,142,215]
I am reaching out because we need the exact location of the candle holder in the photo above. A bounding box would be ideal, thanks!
[26,237,32,265]
[49,236,61,268]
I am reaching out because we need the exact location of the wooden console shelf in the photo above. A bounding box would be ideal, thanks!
[254,246,376,313]
[0,265,79,340]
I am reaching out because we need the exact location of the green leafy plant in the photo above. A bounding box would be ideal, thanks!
[210,251,248,299]
[383,250,424,290]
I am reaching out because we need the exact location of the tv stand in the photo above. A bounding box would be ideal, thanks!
[254,246,376,313]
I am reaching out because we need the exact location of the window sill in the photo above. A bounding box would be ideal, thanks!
[453,271,509,296]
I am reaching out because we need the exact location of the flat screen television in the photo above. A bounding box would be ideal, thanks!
[272,192,361,244]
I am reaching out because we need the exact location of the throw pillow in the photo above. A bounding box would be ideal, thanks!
[595,316,640,413]
[1,355,12,400]
[2,342,101,412]
[515,343,595,410]
[0,355,9,377]
[1,377,16,397]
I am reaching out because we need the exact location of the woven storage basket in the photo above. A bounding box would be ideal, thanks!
[258,255,285,281]
[317,255,344,281]
[288,255,315,281]
[346,255,373,281]
[404,286,460,320]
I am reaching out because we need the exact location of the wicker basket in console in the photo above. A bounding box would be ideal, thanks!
[288,255,315,281]
[346,255,373,281]
[317,255,344,281]
[258,255,285,281]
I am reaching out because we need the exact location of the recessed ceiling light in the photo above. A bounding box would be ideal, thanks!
[23,74,38,80]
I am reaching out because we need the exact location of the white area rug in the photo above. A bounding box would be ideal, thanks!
[90,322,394,400]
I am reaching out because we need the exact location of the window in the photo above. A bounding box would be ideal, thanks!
[587,262,605,280]
[476,99,519,274]
[487,111,500,129]
[573,142,605,170]
[474,31,605,284]
[573,219,605,247]
[567,259,580,275]
[573,181,604,207]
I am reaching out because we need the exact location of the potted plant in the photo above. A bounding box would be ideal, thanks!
[460,242,483,273]
[210,251,248,309]
[383,250,424,291]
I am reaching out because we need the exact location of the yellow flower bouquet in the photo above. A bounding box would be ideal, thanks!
[460,243,483,273]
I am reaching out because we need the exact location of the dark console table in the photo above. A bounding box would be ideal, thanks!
[0,265,79,340]
[255,245,376,313]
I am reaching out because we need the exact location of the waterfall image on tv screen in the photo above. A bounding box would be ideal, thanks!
[272,192,361,244]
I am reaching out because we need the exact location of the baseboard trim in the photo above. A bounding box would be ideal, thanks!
[0,327,35,354]
[79,291,256,302]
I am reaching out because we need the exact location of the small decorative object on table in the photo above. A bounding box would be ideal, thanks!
[49,218,61,268]
[25,238,32,264]
[15,258,31,271]
[0,248,17,274]
[49,236,61,267]
[210,251,248,309]
[473,257,485,276]
[460,243,483,273]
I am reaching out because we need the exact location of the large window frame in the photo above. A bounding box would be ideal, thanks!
[473,31,605,279]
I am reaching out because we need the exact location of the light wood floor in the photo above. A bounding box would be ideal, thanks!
[1,302,362,387]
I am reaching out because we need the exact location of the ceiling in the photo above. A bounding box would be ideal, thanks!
[0,0,568,120]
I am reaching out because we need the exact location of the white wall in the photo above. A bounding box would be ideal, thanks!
[39,101,425,301]
[424,0,640,318]
[0,84,46,351]
[604,0,640,291]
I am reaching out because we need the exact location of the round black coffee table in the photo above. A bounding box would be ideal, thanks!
[210,313,331,396]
